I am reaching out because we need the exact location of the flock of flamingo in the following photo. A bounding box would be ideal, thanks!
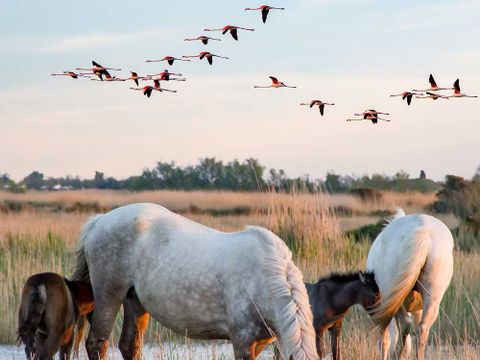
[51,5,477,125]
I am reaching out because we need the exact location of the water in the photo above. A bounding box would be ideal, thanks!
[0,343,275,359]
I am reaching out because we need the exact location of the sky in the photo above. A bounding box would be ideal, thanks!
[0,0,479,181]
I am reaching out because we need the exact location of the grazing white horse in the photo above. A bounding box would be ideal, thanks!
[366,209,454,360]
[72,203,318,360]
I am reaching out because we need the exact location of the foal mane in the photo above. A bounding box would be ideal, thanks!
[317,272,360,284]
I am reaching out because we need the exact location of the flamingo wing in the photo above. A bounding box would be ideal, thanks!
[199,52,208,60]
[262,8,270,23]
[230,28,238,40]
[92,60,102,67]
[168,59,174,65]
[207,55,213,65]
[134,79,139,86]
[406,94,413,105]
[429,74,437,88]
[154,80,160,89]
[202,38,208,45]
[453,79,460,94]
[319,104,325,116]
[144,87,153,97]
[269,76,279,84]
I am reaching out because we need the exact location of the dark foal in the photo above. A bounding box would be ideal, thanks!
[306,271,379,360]
[17,272,94,360]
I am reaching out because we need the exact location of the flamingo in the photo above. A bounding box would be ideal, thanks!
[390,92,422,106]
[126,71,150,86]
[348,110,390,124]
[244,5,285,23]
[446,79,478,98]
[254,76,297,89]
[91,74,126,82]
[146,56,190,66]
[76,61,121,73]
[412,74,453,92]
[184,36,221,45]
[354,109,390,117]
[130,80,177,98]
[146,70,186,81]
[300,100,334,116]
[204,25,255,41]
[77,69,111,81]
[347,113,390,124]
[50,71,89,79]
[182,52,229,65]
[415,92,449,100]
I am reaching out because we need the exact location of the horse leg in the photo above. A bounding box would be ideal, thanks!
[86,290,126,360]
[37,327,64,360]
[329,320,342,360]
[230,336,255,360]
[415,297,439,360]
[119,289,150,360]
[379,324,391,360]
[315,325,326,359]
[394,308,414,359]
[59,327,75,360]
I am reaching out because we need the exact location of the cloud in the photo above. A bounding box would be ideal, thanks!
[0,28,183,54]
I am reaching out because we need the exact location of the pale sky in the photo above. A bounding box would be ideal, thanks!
[1,0,479,181]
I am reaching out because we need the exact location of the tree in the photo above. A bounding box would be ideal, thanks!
[23,171,45,190]
[420,170,426,179]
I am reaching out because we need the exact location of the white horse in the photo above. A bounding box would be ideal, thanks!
[366,209,454,360]
[72,203,318,360]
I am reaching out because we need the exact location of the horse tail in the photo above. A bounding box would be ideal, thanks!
[72,214,103,283]
[370,228,430,329]
[251,226,318,360]
[17,284,47,345]
[73,313,88,356]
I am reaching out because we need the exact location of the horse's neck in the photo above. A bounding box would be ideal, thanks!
[331,281,360,313]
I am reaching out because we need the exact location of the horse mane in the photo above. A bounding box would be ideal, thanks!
[246,226,318,360]
[317,272,360,284]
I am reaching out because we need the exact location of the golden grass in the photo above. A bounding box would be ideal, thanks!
[0,188,436,214]
[1,189,478,359]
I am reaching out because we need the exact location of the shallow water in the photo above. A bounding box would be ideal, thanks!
[0,343,275,359]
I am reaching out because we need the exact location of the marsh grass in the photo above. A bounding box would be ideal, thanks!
[0,189,478,359]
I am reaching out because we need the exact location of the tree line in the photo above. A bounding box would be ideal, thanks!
[0,157,448,193]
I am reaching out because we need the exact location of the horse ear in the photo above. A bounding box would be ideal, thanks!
[65,280,95,315]
[359,271,367,284]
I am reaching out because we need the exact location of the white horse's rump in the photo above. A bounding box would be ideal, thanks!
[73,203,317,360]
[366,210,453,360]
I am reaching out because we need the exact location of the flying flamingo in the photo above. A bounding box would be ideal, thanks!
[182,52,229,65]
[91,73,126,82]
[254,76,297,89]
[50,71,89,79]
[354,109,390,117]
[415,92,449,100]
[347,113,390,124]
[300,100,334,116]
[184,36,221,45]
[204,25,255,41]
[78,69,111,81]
[126,71,150,86]
[76,60,121,73]
[244,5,285,23]
[146,56,190,66]
[130,80,177,98]
[146,70,186,81]
[412,74,453,92]
[446,79,478,98]
[390,91,422,106]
